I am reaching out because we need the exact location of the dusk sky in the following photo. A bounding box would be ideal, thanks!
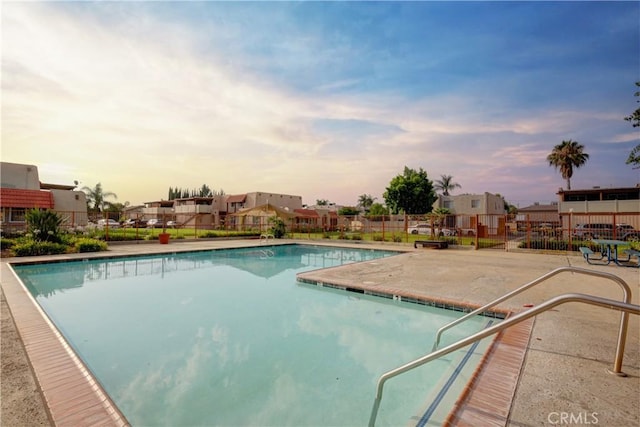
[2,1,639,208]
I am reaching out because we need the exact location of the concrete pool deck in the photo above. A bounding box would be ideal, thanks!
[1,239,639,426]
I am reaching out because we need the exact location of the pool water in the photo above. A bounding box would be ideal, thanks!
[15,244,494,426]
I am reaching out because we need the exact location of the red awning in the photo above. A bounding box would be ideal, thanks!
[0,188,54,209]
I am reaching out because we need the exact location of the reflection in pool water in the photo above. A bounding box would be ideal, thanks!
[15,245,491,426]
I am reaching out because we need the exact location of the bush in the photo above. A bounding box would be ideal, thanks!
[74,238,108,253]
[25,209,63,243]
[269,217,287,239]
[518,240,583,251]
[1,238,16,251]
[12,241,68,256]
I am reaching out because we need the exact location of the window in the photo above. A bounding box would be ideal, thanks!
[471,199,480,208]
[9,208,26,222]
[443,201,453,209]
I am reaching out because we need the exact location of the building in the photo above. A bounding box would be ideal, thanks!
[134,191,304,230]
[1,162,88,232]
[516,203,560,227]
[556,186,640,230]
[432,192,507,235]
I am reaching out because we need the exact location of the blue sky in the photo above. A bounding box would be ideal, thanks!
[2,1,638,208]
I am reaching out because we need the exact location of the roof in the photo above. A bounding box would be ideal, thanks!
[226,194,247,203]
[231,203,297,219]
[40,182,76,191]
[0,188,54,209]
[294,209,320,218]
[518,204,558,212]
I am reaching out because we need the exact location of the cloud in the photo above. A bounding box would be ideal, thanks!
[2,2,637,207]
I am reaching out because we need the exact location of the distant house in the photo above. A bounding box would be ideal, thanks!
[432,192,506,235]
[0,162,87,232]
[136,191,304,230]
[516,203,560,225]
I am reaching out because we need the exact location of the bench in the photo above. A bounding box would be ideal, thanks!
[414,240,448,249]
[620,249,640,267]
[579,246,606,265]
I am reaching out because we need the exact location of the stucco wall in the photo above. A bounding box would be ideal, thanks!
[0,162,40,190]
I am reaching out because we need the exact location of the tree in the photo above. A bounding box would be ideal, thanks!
[624,81,640,128]
[368,203,389,217]
[434,174,461,196]
[316,199,329,206]
[357,194,375,212]
[82,183,117,212]
[624,82,640,168]
[626,145,640,169]
[168,184,221,200]
[383,166,436,214]
[546,140,589,190]
[338,206,360,216]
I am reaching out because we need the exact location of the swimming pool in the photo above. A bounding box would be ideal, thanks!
[14,244,495,426]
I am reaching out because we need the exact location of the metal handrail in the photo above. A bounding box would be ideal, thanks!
[260,233,274,243]
[433,267,632,374]
[369,293,640,427]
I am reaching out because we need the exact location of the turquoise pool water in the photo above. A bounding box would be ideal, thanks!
[15,244,493,426]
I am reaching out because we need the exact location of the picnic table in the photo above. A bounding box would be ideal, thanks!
[592,239,639,268]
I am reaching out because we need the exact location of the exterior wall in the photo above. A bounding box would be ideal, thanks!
[434,193,506,215]
[1,162,40,190]
[245,192,303,211]
[558,200,640,214]
[50,189,89,226]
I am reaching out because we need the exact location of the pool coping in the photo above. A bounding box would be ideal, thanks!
[3,241,530,427]
[1,261,129,427]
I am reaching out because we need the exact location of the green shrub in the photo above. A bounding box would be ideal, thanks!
[518,240,583,251]
[392,235,402,243]
[74,238,108,253]
[1,238,16,250]
[12,241,68,256]
[25,209,63,243]
[269,217,287,239]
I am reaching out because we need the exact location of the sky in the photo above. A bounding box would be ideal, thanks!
[2,1,639,208]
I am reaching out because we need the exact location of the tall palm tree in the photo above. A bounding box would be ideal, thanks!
[546,140,589,190]
[82,182,117,212]
[434,175,461,196]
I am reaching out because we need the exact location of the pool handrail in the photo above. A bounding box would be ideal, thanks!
[432,267,632,371]
[369,293,640,427]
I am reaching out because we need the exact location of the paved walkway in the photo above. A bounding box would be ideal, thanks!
[2,239,639,426]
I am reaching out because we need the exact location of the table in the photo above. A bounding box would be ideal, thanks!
[592,239,635,267]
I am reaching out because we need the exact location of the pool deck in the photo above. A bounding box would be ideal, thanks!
[1,239,639,426]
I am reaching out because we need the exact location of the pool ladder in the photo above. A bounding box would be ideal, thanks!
[368,267,638,427]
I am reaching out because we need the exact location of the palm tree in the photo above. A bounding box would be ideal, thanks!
[82,183,117,212]
[546,140,589,190]
[434,175,461,196]
[357,194,376,212]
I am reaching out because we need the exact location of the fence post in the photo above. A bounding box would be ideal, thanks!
[504,214,508,251]
[474,214,479,249]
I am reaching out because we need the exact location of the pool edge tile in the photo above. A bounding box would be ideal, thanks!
[1,262,130,427]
